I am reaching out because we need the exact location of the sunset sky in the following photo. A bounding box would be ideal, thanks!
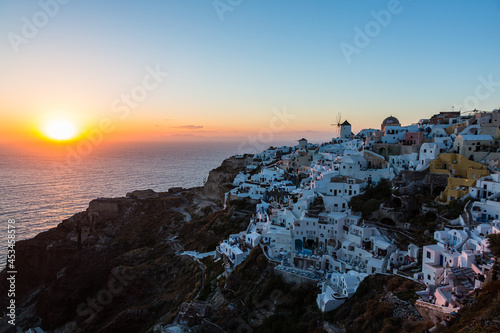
[1,0,499,146]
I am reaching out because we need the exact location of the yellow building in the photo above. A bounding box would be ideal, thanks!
[445,123,466,135]
[430,153,490,202]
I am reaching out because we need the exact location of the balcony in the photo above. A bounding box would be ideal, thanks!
[319,213,329,224]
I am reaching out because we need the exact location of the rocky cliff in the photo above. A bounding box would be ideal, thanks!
[0,194,198,332]
[0,156,445,333]
[201,155,251,202]
[0,155,259,332]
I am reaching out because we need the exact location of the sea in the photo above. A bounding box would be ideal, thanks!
[0,141,246,268]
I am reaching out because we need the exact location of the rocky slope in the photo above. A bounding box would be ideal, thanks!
[0,156,444,333]
[0,156,250,332]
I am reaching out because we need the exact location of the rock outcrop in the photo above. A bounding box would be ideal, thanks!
[202,156,251,202]
[0,194,198,332]
[126,189,159,199]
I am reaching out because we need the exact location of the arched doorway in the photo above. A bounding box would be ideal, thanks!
[305,239,316,249]
[295,239,303,251]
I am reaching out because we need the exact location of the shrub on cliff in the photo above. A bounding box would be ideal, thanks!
[349,179,392,218]
[324,274,424,333]
[486,233,500,260]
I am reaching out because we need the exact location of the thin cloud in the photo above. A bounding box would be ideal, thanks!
[171,125,204,130]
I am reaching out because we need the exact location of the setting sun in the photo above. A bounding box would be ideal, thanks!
[42,119,79,141]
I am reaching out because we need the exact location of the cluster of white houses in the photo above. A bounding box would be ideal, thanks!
[216,110,500,313]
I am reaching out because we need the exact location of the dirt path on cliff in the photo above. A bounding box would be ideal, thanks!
[170,193,192,222]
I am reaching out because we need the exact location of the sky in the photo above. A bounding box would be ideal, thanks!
[1,0,499,147]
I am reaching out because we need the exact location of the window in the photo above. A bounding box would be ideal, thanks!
[426,251,431,259]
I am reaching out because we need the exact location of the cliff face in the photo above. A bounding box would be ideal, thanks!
[326,274,432,333]
[0,194,198,331]
[0,155,261,332]
[0,156,440,333]
[202,156,251,202]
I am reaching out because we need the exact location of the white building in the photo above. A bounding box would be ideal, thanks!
[342,139,363,152]
[326,177,363,200]
[356,128,381,140]
[340,120,352,140]
[422,229,470,285]
[382,126,407,143]
[434,136,454,152]
[322,195,349,213]
[471,199,500,224]
[338,154,394,183]
[390,153,419,174]
[261,225,293,258]
[250,167,285,185]
[469,174,500,200]
[418,143,440,170]
[317,271,367,312]
[298,138,308,150]
[245,232,261,248]
[452,134,494,156]
[218,236,249,268]
[470,175,500,224]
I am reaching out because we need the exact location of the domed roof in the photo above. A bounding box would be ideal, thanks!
[382,116,400,125]
[381,116,400,130]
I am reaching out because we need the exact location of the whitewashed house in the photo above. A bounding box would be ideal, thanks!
[218,236,249,268]
[434,136,454,152]
[317,271,367,312]
[261,225,293,259]
[452,134,494,156]
[469,174,500,200]
[389,153,419,173]
[382,126,409,144]
[418,143,440,170]
[326,177,363,200]
[421,229,470,285]
[245,232,261,248]
[470,198,500,224]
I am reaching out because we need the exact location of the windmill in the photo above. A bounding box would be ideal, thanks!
[331,113,342,138]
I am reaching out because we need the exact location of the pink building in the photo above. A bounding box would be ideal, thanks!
[404,132,423,145]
